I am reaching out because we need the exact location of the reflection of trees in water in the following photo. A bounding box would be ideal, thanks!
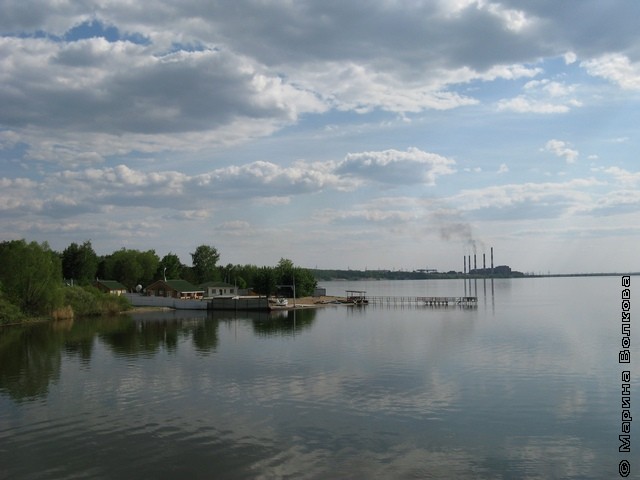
[0,323,62,401]
[251,308,317,337]
[192,319,219,354]
[100,321,178,356]
[99,317,219,357]
[0,315,221,402]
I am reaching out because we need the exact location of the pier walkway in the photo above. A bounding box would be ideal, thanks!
[361,296,478,307]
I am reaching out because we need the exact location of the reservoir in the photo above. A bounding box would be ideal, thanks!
[0,277,635,478]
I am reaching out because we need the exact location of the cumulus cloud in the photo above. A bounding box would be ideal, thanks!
[497,79,582,114]
[318,208,417,227]
[54,160,351,209]
[597,166,640,186]
[0,0,635,169]
[0,0,611,160]
[0,37,326,136]
[543,140,579,164]
[582,54,640,90]
[450,178,603,218]
[336,148,456,186]
[1,146,455,223]
[0,177,43,215]
[0,0,639,269]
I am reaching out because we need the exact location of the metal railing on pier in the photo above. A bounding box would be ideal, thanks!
[364,296,477,307]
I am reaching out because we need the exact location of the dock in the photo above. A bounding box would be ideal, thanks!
[365,296,477,307]
[343,291,477,307]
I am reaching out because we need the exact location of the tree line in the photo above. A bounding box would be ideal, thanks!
[0,239,317,323]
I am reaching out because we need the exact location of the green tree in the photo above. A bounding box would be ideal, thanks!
[191,245,221,283]
[61,240,98,284]
[157,253,183,280]
[275,258,317,297]
[255,266,277,296]
[0,294,24,325]
[276,258,295,284]
[102,249,160,290]
[293,267,317,297]
[137,250,160,286]
[0,240,63,315]
[103,249,141,291]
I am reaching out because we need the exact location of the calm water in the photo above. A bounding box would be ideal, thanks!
[0,277,636,479]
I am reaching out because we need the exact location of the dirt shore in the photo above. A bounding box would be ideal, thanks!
[286,295,344,306]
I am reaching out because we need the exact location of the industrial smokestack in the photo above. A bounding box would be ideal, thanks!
[468,255,471,274]
[491,247,494,274]
[463,256,466,274]
[483,253,486,271]
[474,254,477,271]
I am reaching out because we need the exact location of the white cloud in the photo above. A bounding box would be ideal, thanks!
[582,54,640,90]
[7,147,453,220]
[0,0,583,154]
[485,2,533,32]
[0,177,43,214]
[257,196,292,206]
[318,207,417,226]
[336,147,456,185]
[497,96,571,113]
[451,178,603,217]
[1,1,639,272]
[0,36,326,162]
[598,166,640,186]
[497,78,582,114]
[543,140,579,164]
[524,79,575,97]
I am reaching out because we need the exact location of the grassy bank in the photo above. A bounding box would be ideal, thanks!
[60,286,131,318]
[0,286,132,326]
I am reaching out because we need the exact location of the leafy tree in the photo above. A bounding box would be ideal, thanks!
[179,266,199,285]
[191,245,221,283]
[157,253,183,280]
[137,250,160,286]
[103,249,142,291]
[276,258,295,284]
[220,263,235,284]
[275,258,317,297]
[102,248,160,290]
[61,240,98,284]
[293,267,317,297]
[0,294,24,325]
[0,240,63,315]
[235,264,260,289]
[257,267,278,296]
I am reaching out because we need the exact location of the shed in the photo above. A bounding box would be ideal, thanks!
[313,287,327,297]
[199,281,238,298]
[93,280,127,296]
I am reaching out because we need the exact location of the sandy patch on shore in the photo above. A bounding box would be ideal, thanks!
[128,306,174,313]
[290,295,343,306]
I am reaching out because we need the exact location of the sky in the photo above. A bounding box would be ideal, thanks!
[1,0,639,274]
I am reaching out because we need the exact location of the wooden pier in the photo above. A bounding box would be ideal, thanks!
[365,296,477,307]
[342,291,477,308]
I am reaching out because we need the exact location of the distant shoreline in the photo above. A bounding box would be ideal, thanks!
[313,270,640,282]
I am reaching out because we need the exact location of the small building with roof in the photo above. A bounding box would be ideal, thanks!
[199,281,238,298]
[93,280,127,296]
[145,279,204,300]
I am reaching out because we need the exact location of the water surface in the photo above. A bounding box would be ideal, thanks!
[0,277,634,479]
